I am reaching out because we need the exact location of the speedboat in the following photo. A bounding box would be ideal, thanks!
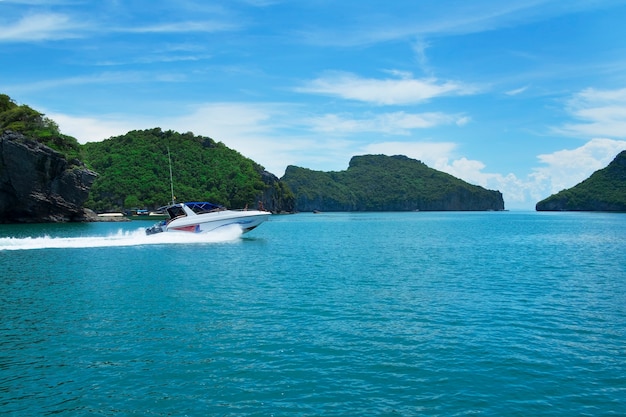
[145,202,269,235]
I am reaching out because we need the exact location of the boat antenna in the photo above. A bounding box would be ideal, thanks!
[167,146,175,205]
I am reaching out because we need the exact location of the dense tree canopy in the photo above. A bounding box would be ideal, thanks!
[0,94,82,162]
[82,128,275,211]
[283,154,504,211]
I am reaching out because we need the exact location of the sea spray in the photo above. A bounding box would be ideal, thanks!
[0,225,243,251]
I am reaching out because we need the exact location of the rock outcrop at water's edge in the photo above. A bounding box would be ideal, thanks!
[0,131,97,223]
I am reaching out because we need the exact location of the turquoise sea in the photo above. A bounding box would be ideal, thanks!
[1,212,625,416]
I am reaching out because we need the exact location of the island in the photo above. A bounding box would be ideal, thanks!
[281,154,505,211]
[536,150,626,211]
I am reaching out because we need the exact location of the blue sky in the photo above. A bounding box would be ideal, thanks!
[2,0,626,209]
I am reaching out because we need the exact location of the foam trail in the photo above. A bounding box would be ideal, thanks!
[0,225,243,251]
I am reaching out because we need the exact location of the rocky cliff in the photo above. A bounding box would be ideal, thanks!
[0,131,97,223]
[259,170,296,213]
[536,150,626,211]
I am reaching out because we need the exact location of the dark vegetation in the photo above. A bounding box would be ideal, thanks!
[82,128,288,212]
[0,94,82,163]
[283,155,505,211]
[536,150,626,211]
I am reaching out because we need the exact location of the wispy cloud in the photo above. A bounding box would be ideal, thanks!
[95,54,210,67]
[119,20,239,34]
[412,39,433,76]
[505,85,529,96]
[555,87,626,139]
[297,71,479,105]
[0,13,85,42]
[432,137,626,209]
[308,112,469,135]
[0,9,239,43]
[4,71,186,94]
[0,0,70,4]
[296,1,612,47]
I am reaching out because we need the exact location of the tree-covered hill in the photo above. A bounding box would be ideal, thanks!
[282,154,505,211]
[536,150,626,211]
[82,128,295,213]
[0,94,82,163]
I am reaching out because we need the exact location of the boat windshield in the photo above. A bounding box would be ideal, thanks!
[166,205,186,219]
[186,202,224,214]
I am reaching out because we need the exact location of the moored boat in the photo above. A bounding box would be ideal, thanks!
[145,202,269,235]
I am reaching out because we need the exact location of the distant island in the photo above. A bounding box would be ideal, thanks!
[536,150,626,211]
[282,154,505,211]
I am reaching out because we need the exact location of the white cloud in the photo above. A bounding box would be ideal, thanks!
[8,71,186,93]
[532,137,626,194]
[48,112,151,142]
[297,1,612,47]
[297,71,480,105]
[433,138,626,209]
[505,85,529,96]
[308,111,468,135]
[119,20,238,34]
[456,116,471,126]
[165,102,282,139]
[556,87,626,139]
[0,9,238,43]
[412,39,433,75]
[0,13,84,42]
[161,103,363,176]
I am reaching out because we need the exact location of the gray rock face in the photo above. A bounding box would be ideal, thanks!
[259,170,296,213]
[0,131,97,223]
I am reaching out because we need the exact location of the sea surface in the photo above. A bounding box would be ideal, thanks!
[1,211,625,416]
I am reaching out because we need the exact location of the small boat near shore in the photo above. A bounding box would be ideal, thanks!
[145,201,269,235]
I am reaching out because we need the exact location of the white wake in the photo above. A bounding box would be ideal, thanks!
[0,226,243,251]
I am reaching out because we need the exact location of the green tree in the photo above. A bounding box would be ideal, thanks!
[82,128,291,212]
[0,93,82,162]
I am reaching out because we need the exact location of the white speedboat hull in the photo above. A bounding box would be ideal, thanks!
[145,202,269,235]
[166,210,269,233]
